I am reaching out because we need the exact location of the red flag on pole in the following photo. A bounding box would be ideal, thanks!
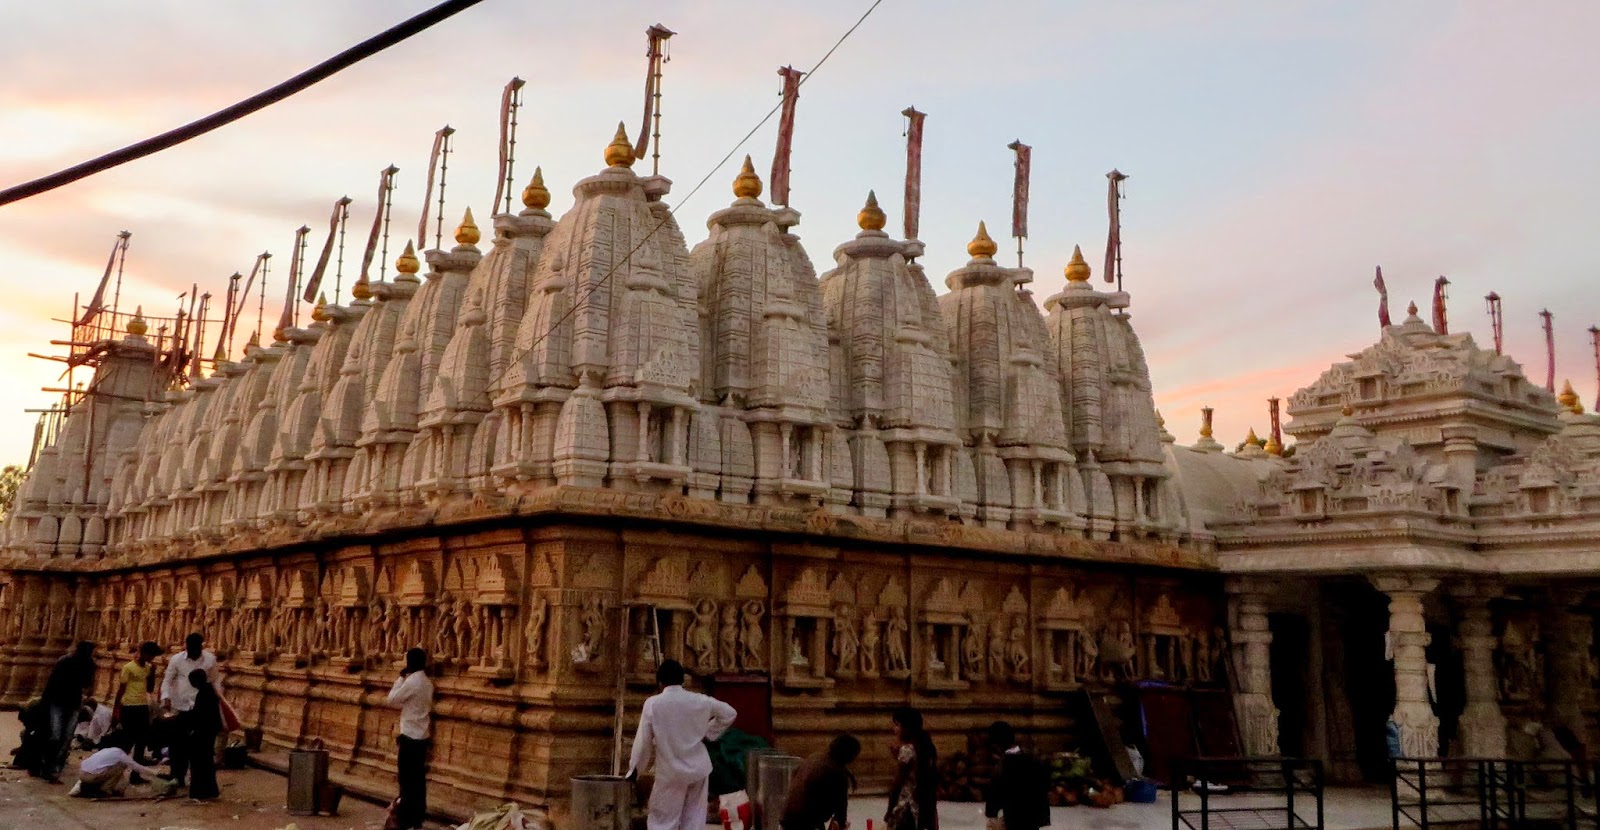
[1374,266,1391,328]
[634,25,675,172]
[1432,276,1450,334]
[492,78,525,214]
[1007,141,1031,244]
[359,166,398,284]
[901,107,926,241]
[305,197,351,303]
[1105,170,1128,286]
[418,126,453,251]
[76,233,130,328]
[770,66,803,207]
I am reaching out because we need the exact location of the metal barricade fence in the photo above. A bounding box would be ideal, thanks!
[1170,757,1325,830]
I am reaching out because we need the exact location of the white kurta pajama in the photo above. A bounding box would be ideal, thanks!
[628,685,739,830]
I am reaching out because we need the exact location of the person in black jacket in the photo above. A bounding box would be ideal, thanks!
[184,669,223,802]
[35,642,96,782]
[782,735,860,830]
[983,722,1049,830]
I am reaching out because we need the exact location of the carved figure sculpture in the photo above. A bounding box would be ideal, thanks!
[312,598,331,655]
[688,599,717,673]
[577,598,604,666]
[989,621,1006,680]
[861,615,880,675]
[458,601,478,664]
[434,597,459,659]
[741,600,766,672]
[833,607,858,674]
[1008,616,1030,679]
[964,623,986,679]
[524,595,549,670]
[719,604,739,671]
[789,630,808,667]
[367,598,390,657]
[884,607,909,674]
[1077,628,1099,681]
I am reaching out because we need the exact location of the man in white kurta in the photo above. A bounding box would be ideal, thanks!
[628,660,739,830]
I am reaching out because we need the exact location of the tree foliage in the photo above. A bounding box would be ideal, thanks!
[0,464,25,519]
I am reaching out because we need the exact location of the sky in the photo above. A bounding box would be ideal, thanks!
[1,1,1598,465]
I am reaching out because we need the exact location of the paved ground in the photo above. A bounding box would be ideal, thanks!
[0,717,391,830]
[1,713,1401,830]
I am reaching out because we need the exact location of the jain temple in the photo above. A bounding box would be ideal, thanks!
[3,93,1600,818]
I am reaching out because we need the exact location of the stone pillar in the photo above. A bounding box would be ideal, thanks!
[1373,573,1440,758]
[1227,578,1279,756]
[1450,582,1507,757]
[1545,590,1595,745]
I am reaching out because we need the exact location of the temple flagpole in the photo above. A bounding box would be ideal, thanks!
[1105,169,1128,291]
[1008,140,1030,268]
[1432,276,1450,334]
[770,66,803,207]
[1485,292,1504,354]
[1540,308,1555,393]
[901,107,925,243]
[1374,266,1391,328]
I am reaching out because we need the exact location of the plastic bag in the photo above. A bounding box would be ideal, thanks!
[719,790,751,830]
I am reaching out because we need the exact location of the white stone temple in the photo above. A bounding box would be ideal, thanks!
[2,115,1598,815]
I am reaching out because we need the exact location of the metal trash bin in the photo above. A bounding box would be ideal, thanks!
[287,742,330,815]
[755,754,802,830]
[744,747,781,830]
[572,774,633,830]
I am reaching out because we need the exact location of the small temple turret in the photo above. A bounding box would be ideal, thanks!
[820,190,963,518]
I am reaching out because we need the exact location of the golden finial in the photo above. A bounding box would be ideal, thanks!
[521,166,550,210]
[396,240,420,274]
[1245,427,1261,447]
[1199,406,1214,438]
[967,221,998,259]
[604,122,636,168]
[733,155,763,200]
[351,274,372,300]
[1407,300,1419,317]
[1341,404,1354,417]
[311,292,329,322]
[245,329,260,351]
[126,306,148,336]
[455,207,480,246]
[1264,433,1283,456]
[1065,245,1091,282]
[1559,380,1584,414]
[857,190,886,231]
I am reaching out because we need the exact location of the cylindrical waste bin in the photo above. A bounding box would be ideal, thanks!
[572,774,634,830]
[755,754,802,830]
[744,747,781,829]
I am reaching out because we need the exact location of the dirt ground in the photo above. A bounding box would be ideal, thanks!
[0,715,392,830]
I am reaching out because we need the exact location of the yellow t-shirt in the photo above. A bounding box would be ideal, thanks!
[118,660,151,707]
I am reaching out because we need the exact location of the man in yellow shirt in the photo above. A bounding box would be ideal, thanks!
[113,642,161,769]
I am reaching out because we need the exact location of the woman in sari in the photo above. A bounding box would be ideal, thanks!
[886,707,938,830]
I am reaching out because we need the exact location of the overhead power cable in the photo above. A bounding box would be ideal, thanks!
[481,0,886,399]
[0,0,488,208]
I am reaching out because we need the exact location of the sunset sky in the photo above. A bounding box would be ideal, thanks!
[1,1,1597,466]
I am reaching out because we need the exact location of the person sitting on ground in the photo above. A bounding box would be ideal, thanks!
[8,698,48,771]
[782,734,861,830]
[74,698,114,749]
[70,731,167,799]
[982,721,1049,830]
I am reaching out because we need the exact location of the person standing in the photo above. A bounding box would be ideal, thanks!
[782,734,861,830]
[160,633,218,789]
[114,642,162,767]
[386,647,434,830]
[185,669,223,802]
[885,707,939,830]
[982,722,1049,830]
[627,660,738,830]
[36,641,96,782]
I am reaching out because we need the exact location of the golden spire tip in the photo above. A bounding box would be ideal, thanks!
[396,240,421,274]
[605,122,636,168]
[1065,244,1091,282]
[967,220,998,259]
[733,154,763,200]
[455,207,481,245]
[857,190,886,231]
[521,166,550,210]
[126,306,148,336]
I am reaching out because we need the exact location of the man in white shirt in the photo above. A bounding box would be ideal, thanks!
[74,699,114,749]
[160,632,219,788]
[70,732,167,798]
[628,660,738,830]
[386,647,434,830]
